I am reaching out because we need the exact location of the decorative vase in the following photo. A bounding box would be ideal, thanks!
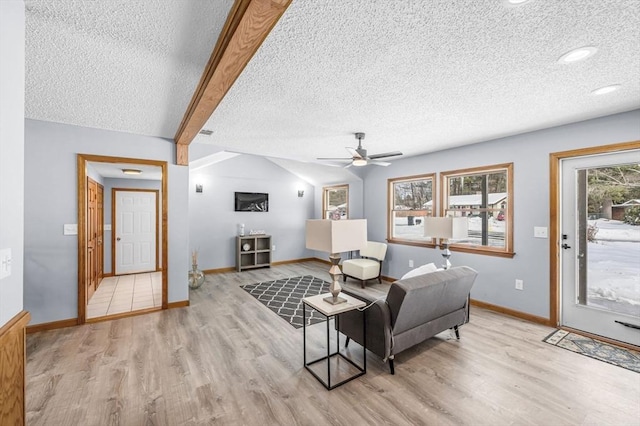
[189,264,205,289]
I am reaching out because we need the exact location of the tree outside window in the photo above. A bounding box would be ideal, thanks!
[441,163,514,257]
[387,174,435,246]
[323,185,348,219]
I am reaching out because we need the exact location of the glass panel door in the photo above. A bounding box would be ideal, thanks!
[561,150,640,345]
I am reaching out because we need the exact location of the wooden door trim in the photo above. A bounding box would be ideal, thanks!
[549,140,640,327]
[86,177,99,302]
[112,188,160,275]
[77,154,169,324]
[97,183,104,285]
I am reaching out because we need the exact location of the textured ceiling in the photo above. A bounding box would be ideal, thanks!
[198,0,640,162]
[25,0,233,137]
[88,162,162,181]
[24,0,640,166]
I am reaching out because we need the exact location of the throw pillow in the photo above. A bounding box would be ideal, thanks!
[401,262,438,280]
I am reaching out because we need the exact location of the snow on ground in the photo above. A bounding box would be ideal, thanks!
[587,220,640,317]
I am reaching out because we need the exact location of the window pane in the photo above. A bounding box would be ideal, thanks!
[388,175,434,244]
[323,185,348,219]
[442,164,513,255]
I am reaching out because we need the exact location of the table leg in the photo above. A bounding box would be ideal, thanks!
[326,315,330,389]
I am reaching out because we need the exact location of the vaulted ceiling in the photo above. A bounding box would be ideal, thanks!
[25,0,640,167]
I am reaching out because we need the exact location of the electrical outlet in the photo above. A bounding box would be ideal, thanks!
[272,245,276,251]
[409,260,414,268]
[515,279,524,290]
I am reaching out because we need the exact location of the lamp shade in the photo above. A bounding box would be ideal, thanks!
[424,217,468,240]
[305,219,367,253]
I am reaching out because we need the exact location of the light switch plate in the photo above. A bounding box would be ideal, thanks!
[104,224,112,231]
[534,227,548,238]
[0,248,11,279]
[63,224,78,235]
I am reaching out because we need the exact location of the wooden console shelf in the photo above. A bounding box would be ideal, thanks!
[236,235,272,272]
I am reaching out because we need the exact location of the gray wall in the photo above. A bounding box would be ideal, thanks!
[189,154,315,270]
[0,0,25,327]
[360,110,640,319]
[102,178,162,275]
[24,119,189,325]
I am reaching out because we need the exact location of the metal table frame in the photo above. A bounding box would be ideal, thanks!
[302,298,366,390]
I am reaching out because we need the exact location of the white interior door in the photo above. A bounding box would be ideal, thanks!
[115,190,157,275]
[560,150,640,345]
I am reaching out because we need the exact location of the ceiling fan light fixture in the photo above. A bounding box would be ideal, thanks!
[352,158,367,167]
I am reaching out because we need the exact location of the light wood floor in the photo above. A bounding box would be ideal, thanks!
[26,261,640,425]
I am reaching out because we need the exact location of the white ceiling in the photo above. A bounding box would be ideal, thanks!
[25,0,233,137]
[25,0,640,166]
[88,161,162,181]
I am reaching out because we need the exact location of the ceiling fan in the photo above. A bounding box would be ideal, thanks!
[317,132,403,167]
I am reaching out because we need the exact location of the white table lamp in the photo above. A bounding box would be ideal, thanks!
[306,219,367,304]
[424,217,468,269]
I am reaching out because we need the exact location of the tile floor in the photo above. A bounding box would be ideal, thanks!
[86,271,162,318]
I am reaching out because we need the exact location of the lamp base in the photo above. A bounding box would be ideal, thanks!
[441,242,452,270]
[323,295,347,305]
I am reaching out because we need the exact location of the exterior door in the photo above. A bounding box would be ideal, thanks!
[560,150,640,345]
[114,190,157,275]
[86,178,98,301]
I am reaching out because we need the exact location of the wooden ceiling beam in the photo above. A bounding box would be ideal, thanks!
[174,0,292,166]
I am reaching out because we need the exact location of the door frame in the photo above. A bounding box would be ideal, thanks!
[77,154,169,324]
[112,188,160,275]
[549,140,640,328]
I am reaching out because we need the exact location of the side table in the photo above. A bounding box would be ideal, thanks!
[302,292,366,390]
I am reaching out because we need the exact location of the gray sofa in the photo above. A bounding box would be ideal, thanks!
[338,266,478,374]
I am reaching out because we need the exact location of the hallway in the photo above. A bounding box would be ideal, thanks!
[86,272,162,318]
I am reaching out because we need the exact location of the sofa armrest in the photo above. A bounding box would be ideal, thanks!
[337,291,393,361]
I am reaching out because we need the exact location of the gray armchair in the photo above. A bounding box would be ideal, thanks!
[338,266,477,374]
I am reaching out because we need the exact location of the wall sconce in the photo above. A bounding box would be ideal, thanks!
[195,184,203,193]
[298,190,304,198]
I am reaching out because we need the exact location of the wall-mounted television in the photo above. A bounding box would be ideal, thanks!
[235,192,269,212]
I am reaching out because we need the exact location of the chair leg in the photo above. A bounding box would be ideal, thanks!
[388,357,395,375]
[345,337,350,347]
[360,279,365,289]
[378,275,382,284]
[453,325,460,339]
[343,274,347,282]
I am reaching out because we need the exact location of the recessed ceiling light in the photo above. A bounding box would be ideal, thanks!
[591,84,621,95]
[122,168,142,175]
[558,46,598,64]
[505,0,530,5]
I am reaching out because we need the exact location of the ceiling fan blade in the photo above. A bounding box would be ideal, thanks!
[370,160,391,166]
[368,151,403,160]
[317,157,351,161]
[345,147,363,159]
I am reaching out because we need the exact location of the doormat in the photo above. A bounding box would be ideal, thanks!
[241,275,330,329]
[543,329,640,373]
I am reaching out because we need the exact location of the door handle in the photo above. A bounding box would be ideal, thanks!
[562,243,571,249]
[116,237,121,241]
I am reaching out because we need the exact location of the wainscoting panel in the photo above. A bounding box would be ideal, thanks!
[0,310,30,426]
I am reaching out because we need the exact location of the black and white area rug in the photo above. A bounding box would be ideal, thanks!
[241,275,330,328]
[543,329,640,373]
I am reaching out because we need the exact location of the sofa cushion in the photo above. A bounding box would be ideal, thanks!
[400,262,438,280]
